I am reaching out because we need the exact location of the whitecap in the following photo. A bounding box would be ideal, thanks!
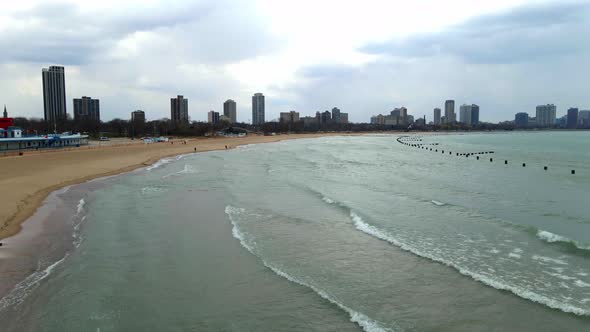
[431,200,445,206]
[536,230,590,250]
[532,255,569,266]
[349,211,589,316]
[224,206,394,332]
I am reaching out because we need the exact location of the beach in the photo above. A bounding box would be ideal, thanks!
[0,132,588,331]
[0,133,344,241]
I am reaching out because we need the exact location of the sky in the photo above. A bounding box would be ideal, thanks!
[0,0,589,123]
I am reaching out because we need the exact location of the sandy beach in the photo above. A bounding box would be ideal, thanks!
[0,133,344,241]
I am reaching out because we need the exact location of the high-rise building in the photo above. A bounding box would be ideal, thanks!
[578,110,590,127]
[515,112,529,128]
[131,110,145,123]
[170,95,189,127]
[321,110,331,125]
[252,93,265,125]
[433,108,441,125]
[208,110,220,124]
[73,96,100,122]
[535,104,557,127]
[567,108,579,129]
[459,104,480,126]
[42,66,67,127]
[340,113,349,124]
[444,100,456,123]
[223,99,237,123]
[332,107,341,123]
[280,111,300,123]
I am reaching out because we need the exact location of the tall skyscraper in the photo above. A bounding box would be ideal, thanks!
[459,104,480,126]
[73,96,100,122]
[170,95,189,127]
[208,110,220,124]
[332,107,341,123]
[42,66,67,127]
[252,93,265,125]
[567,108,579,129]
[433,108,441,125]
[535,104,556,127]
[444,100,455,123]
[223,99,237,123]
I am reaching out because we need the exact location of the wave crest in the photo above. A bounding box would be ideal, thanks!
[536,231,590,251]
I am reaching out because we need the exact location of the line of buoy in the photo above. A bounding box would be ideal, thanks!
[396,137,575,174]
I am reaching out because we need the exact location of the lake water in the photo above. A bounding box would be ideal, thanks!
[1,132,589,331]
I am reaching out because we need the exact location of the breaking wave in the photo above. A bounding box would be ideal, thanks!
[224,206,394,332]
[537,230,590,251]
[347,209,589,316]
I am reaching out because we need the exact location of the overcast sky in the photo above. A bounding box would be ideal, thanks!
[0,0,588,123]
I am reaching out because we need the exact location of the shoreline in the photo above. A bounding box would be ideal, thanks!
[0,133,374,242]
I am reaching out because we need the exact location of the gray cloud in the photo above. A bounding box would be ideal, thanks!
[363,1,590,64]
[283,2,590,122]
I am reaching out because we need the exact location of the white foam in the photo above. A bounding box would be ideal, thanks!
[532,255,569,266]
[575,280,590,288]
[322,196,335,204]
[0,254,68,311]
[508,253,521,259]
[349,211,589,316]
[76,198,85,216]
[224,206,394,332]
[146,158,172,171]
[431,200,445,206]
[536,230,590,250]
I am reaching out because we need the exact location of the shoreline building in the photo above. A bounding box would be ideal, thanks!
[444,100,456,123]
[170,95,189,127]
[208,110,220,124]
[535,104,556,127]
[252,93,265,125]
[515,112,529,128]
[73,96,100,122]
[567,108,579,129]
[579,110,590,127]
[433,108,441,125]
[280,111,300,124]
[459,104,480,126]
[223,99,237,123]
[131,110,146,136]
[42,66,67,129]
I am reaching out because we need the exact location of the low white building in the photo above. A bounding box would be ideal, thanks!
[0,133,89,151]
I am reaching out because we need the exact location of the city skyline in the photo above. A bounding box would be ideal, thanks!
[0,1,588,123]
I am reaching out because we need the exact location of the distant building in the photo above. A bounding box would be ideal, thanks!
[535,104,556,127]
[223,99,237,123]
[444,100,456,123]
[220,114,231,123]
[515,112,529,128]
[459,104,479,126]
[433,108,441,125]
[280,111,300,123]
[208,110,220,124]
[131,110,145,123]
[42,66,67,127]
[567,108,579,129]
[340,113,349,124]
[0,105,13,131]
[252,93,265,125]
[3,105,7,118]
[73,96,100,122]
[331,107,341,123]
[301,116,319,126]
[371,114,386,125]
[170,95,189,127]
[321,110,331,125]
[579,110,590,127]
